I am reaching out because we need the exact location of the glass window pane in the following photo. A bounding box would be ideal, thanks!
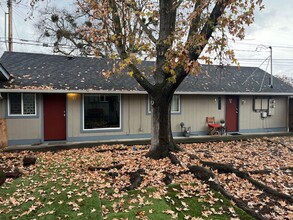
[171,95,180,112]
[84,95,120,129]
[9,93,21,115]
[148,95,180,113]
[23,94,36,115]
[148,96,152,113]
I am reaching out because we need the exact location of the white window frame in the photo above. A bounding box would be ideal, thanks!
[148,95,181,114]
[8,93,37,116]
[82,94,121,131]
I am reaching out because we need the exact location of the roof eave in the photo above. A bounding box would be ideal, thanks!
[175,91,293,96]
[0,89,148,94]
[0,88,292,96]
[0,64,10,81]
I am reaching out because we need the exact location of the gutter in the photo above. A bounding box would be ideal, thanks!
[0,89,292,96]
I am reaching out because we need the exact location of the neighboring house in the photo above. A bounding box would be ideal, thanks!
[0,51,293,146]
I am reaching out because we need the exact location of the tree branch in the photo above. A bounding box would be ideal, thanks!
[189,0,228,60]
[108,0,154,94]
[126,2,157,44]
[187,0,203,41]
[129,63,154,94]
[173,0,184,9]
[108,0,128,59]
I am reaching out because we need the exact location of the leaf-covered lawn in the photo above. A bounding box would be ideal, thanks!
[0,137,292,219]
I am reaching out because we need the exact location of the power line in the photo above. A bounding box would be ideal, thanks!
[237,58,293,61]
[230,40,293,50]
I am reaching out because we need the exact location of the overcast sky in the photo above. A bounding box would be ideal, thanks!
[1,0,293,77]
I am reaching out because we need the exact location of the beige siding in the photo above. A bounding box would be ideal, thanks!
[67,93,81,137]
[124,95,151,134]
[7,119,41,140]
[4,93,289,145]
[176,95,225,132]
[6,94,42,141]
[67,94,228,138]
[54,94,290,139]
[239,96,287,131]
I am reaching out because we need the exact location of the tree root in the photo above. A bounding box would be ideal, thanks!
[249,167,293,175]
[188,153,200,160]
[0,169,6,186]
[88,164,123,171]
[3,167,22,179]
[201,161,293,203]
[163,172,174,185]
[168,153,181,166]
[95,147,128,153]
[124,169,145,191]
[188,165,266,220]
[145,142,183,159]
[23,156,37,166]
[263,138,293,152]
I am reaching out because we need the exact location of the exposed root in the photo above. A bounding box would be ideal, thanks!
[162,172,174,185]
[23,156,37,166]
[201,161,293,203]
[249,167,293,175]
[88,164,123,171]
[0,169,6,186]
[188,153,200,160]
[95,147,128,153]
[188,165,266,220]
[168,143,183,152]
[145,142,182,159]
[124,169,145,191]
[263,138,293,152]
[3,167,22,179]
[168,152,181,166]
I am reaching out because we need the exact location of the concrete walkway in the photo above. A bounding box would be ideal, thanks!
[2,132,292,152]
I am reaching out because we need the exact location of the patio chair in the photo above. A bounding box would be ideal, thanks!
[206,117,221,135]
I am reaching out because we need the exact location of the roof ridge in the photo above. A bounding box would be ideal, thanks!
[2,51,96,60]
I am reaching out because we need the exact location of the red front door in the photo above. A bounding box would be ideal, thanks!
[225,96,239,132]
[44,94,66,141]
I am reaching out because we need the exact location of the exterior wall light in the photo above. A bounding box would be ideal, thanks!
[67,93,79,100]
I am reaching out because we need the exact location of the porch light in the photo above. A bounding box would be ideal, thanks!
[67,93,78,100]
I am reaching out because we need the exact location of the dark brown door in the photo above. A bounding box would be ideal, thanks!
[289,99,293,132]
[44,94,66,141]
[226,96,239,132]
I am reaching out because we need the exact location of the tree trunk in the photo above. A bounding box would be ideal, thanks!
[146,93,181,159]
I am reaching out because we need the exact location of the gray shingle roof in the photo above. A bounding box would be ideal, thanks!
[0,51,292,95]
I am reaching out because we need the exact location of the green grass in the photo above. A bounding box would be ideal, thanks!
[0,167,102,219]
[0,159,255,220]
[100,184,255,220]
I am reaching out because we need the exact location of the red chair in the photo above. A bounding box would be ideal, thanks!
[206,117,221,135]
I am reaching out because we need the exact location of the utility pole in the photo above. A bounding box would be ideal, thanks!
[7,0,13,52]
[269,46,273,88]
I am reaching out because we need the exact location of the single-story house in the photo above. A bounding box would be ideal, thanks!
[0,51,293,146]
